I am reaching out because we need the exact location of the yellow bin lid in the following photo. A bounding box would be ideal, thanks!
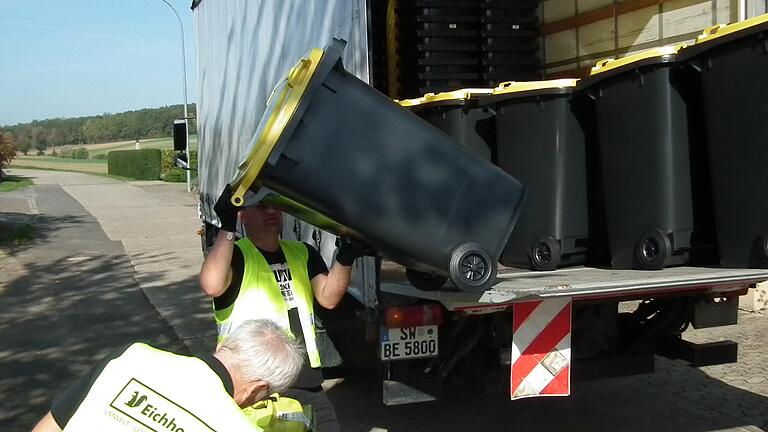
[694,13,768,44]
[229,48,325,206]
[590,44,685,77]
[492,79,578,95]
[397,88,494,108]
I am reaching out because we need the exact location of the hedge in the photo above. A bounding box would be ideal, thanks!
[58,147,89,159]
[107,149,161,180]
[160,149,197,183]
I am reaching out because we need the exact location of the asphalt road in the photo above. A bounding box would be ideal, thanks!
[0,171,189,430]
[1,168,766,432]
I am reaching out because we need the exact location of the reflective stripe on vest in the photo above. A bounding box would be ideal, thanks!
[214,239,321,368]
[63,343,260,431]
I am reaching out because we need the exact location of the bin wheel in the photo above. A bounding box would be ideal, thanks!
[529,236,562,271]
[449,243,496,293]
[406,268,448,291]
[635,229,670,270]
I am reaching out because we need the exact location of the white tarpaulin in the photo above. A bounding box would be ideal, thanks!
[193,0,370,223]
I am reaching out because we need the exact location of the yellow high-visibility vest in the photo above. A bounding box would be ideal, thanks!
[243,393,312,432]
[63,343,260,431]
[214,239,321,367]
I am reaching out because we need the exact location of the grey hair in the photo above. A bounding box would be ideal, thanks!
[218,319,304,393]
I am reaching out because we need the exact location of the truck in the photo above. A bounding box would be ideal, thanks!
[187,0,768,405]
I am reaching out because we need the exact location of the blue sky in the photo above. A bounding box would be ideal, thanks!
[0,0,196,126]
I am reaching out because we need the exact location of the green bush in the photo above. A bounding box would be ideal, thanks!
[59,147,88,159]
[72,147,89,159]
[163,169,187,182]
[160,149,197,183]
[107,149,161,180]
[91,153,108,160]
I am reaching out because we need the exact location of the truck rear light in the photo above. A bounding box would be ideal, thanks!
[385,304,444,328]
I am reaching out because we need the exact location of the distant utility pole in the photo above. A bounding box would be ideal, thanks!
[159,0,191,192]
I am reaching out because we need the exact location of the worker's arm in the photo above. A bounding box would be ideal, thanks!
[311,239,367,309]
[312,263,352,309]
[200,230,235,297]
[31,412,62,432]
[200,184,241,298]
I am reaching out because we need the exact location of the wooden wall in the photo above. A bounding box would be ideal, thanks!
[539,0,767,77]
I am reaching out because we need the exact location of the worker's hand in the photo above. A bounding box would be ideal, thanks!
[214,184,241,232]
[335,237,375,266]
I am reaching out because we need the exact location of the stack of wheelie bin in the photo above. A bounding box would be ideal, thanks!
[230,39,526,293]
[386,0,543,98]
[677,14,768,268]
[580,45,716,270]
[479,0,541,84]
[391,0,485,97]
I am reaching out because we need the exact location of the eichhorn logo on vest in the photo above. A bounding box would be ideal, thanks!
[110,378,216,432]
[125,391,147,408]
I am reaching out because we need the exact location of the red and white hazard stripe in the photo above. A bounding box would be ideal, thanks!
[510,298,572,400]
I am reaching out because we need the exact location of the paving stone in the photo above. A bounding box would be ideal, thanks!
[649,309,768,429]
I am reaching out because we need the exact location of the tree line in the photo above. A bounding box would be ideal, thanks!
[1,104,196,155]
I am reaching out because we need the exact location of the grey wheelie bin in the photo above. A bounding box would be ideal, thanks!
[397,88,497,289]
[479,80,593,271]
[678,14,768,268]
[398,88,496,162]
[229,39,526,292]
[580,46,715,270]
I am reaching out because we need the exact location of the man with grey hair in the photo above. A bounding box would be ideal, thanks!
[31,319,303,432]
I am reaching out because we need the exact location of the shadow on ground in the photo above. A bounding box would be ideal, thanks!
[319,297,768,431]
[0,212,82,254]
[129,250,218,355]
[326,359,768,432]
[0,216,187,429]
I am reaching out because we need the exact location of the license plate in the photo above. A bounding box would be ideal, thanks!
[380,325,438,361]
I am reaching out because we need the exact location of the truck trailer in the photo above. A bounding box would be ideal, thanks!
[190,0,768,404]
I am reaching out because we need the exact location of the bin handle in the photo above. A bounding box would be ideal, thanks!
[594,58,614,69]
[265,79,284,107]
[287,58,311,88]
[499,81,517,88]
[699,24,724,39]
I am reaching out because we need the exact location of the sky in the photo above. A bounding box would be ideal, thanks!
[0,0,197,126]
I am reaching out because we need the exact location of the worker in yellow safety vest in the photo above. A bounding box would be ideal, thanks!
[31,319,303,432]
[200,185,368,432]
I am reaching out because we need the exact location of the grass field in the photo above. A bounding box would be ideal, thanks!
[11,135,198,175]
[0,175,34,192]
[11,156,108,174]
[48,135,198,157]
